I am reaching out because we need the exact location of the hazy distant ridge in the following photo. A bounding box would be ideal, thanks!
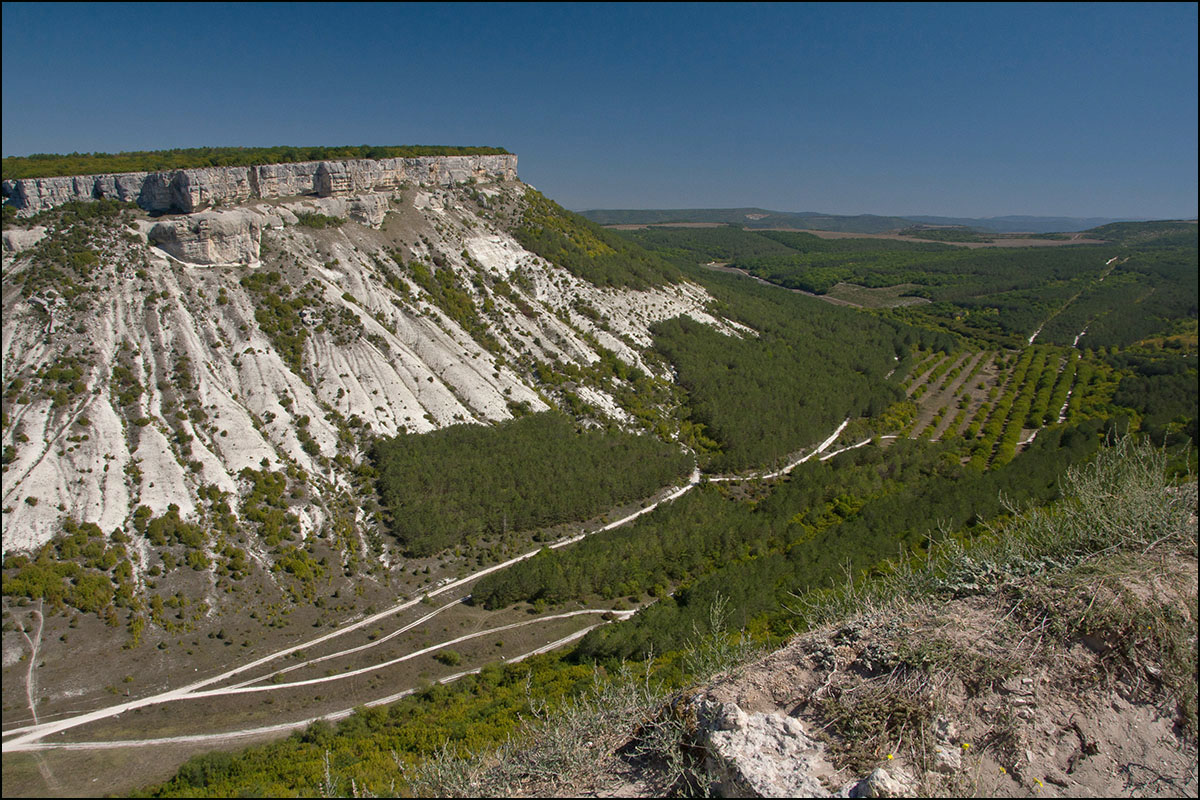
[904,214,1149,233]
[580,207,1146,234]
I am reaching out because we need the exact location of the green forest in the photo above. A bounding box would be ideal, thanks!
[371,412,693,556]
[651,278,924,472]
[513,190,682,288]
[473,422,1104,647]
[1,145,511,180]
[570,421,1106,660]
[615,222,1197,350]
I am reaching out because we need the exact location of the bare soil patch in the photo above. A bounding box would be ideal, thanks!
[824,282,931,309]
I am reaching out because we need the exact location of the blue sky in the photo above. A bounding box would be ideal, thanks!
[2,2,1196,218]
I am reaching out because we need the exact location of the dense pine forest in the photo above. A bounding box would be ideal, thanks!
[471,425,1103,620]
[568,421,1107,661]
[371,412,693,556]
[650,270,949,472]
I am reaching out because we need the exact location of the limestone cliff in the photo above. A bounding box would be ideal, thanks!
[1,154,519,216]
[1,171,739,556]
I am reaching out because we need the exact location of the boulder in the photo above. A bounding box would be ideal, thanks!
[848,767,914,798]
[932,744,961,774]
[3,225,48,253]
[698,701,836,798]
[148,209,263,264]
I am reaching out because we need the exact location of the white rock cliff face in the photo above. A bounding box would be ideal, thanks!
[1,171,740,557]
[1,154,519,216]
[148,210,265,265]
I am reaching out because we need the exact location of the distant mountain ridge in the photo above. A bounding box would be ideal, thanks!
[579,207,1150,234]
[579,208,912,233]
[904,214,1152,234]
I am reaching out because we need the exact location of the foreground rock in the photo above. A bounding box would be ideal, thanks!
[695,699,839,797]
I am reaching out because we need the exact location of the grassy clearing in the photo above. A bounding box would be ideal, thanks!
[824,282,931,308]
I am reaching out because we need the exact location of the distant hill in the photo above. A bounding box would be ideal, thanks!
[580,208,1154,235]
[905,214,1148,234]
[578,208,913,234]
[1083,219,1199,247]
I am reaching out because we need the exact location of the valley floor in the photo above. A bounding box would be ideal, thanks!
[1,421,851,796]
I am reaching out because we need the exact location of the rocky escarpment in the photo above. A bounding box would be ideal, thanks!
[2,176,742,554]
[1,154,518,216]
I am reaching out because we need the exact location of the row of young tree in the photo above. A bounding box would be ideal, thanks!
[371,412,693,556]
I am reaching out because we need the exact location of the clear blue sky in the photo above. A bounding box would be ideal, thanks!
[3,2,1196,218]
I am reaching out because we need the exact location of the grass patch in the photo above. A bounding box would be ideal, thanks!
[823,282,931,308]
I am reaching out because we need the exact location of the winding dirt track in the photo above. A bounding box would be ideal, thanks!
[3,420,852,754]
[14,625,613,752]
[1028,255,1120,345]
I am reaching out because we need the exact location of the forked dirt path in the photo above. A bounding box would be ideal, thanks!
[16,624,618,752]
[16,601,43,727]
[3,420,852,753]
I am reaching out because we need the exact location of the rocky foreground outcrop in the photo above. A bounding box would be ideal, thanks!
[1,154,518,216]
[669,559,1198,799]
[689,697,924,797]
[694,700,843,796]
